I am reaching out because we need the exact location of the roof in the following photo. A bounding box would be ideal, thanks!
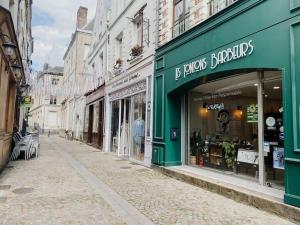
[63,19,94,60]
[82,18,95,31]
[38,65,63,78]
[84,83,105,96]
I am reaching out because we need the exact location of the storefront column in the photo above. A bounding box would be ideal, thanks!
[258,71,266,185]
[104,98,111,152]
[117,99,122,155]
[181,94,186,165]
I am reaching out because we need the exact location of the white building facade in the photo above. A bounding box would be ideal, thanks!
[29,64,63,133]
[61,7,93,141]
[81,0,110,148]
[103,0,159,167]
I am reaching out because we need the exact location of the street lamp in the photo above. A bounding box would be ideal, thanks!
[19,83,30,95]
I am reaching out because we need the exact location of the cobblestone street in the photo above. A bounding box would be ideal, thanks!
[0,136,297,225]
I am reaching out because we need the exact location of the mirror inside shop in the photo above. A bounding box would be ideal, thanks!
[188,71,284,189]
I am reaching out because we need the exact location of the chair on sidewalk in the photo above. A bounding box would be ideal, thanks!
[10,131,40,161]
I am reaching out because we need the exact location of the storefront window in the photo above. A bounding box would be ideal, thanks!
[111,101,120,153]
[120,98,131,156]
[146,77,152,137]
[93,102,99,133]
[188,71,284,187]
[188,73,259,179]
[263,77,284,188]
[84,106,89,133]
[131,92,146,161]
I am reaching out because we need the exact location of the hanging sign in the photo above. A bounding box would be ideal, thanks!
[247,104,258,123]
[21,96,32,108]
[175,40,254,81]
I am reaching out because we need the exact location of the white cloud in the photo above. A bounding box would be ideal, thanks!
[32,0,97,70]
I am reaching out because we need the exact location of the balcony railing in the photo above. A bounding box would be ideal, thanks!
[170,0,239,40]
[209,0,238,16]
[172,13,191,39]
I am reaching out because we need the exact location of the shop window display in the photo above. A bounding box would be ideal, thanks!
[92,102,100,144]
[120,98,131,156]
[83,106,89,141]
[263,79,284,188]
[111,101,120,153]
[188,72,284,187]
[131,92,146,161]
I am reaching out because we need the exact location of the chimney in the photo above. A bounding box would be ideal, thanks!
[76,6,88,29]
[43,63,49,71]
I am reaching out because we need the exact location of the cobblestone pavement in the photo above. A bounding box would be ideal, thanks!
[0,136,297,225]
[0,137,125,225]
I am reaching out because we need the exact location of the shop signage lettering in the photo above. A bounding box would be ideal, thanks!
[175,40,254,81]
[211,40,254,69]
[111,73,141,89]
[193,90,242,102]
[207,103,224,110]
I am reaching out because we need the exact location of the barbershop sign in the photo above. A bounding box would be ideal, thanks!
[175,40,254,81]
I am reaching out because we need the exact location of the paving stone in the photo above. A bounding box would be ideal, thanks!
[0,136,297,225]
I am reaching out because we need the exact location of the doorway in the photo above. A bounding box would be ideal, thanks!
[98,100,104,148]
[88,104,94,143]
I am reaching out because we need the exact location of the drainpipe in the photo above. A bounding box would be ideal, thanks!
[155,0,160,48]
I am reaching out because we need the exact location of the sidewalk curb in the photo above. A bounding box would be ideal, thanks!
[156,166,300,224]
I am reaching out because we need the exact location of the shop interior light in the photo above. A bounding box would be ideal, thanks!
[254,83,258,86]
[273,86,280,90]
[237,106,243,115]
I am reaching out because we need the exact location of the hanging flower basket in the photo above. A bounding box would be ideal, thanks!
[114,58,123,69]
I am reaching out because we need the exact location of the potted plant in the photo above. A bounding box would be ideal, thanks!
[131,44,143,57]
[221,140,236,171]
[114,58,123,69]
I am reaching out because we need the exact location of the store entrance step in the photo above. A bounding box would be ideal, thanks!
[156,165,300,224]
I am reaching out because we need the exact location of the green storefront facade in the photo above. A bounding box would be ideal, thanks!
[153,0,300,207]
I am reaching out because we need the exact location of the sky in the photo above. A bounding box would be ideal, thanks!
[31,0,97,71]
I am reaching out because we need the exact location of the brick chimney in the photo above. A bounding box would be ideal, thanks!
[76,6,88,29]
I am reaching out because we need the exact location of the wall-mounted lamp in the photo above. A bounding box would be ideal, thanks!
[12,64,22,80]
[19,83,30,94]
[3,42,17,57]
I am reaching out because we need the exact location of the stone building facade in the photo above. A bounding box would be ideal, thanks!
[61,7,93,141]
[28,64,63,133]
[102,0,158,167]
[0,5,26,171]
[81,0,110,148]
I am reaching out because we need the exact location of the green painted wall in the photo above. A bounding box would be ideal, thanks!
[153,0,300,207]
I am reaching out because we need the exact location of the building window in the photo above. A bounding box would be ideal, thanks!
[52,78,59,85]
[174,0,190,22]
[173,0,191,38]
[116,35,123,60]
[50,95,57,105]
[209,0,238,16]
[136,16,143,47]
